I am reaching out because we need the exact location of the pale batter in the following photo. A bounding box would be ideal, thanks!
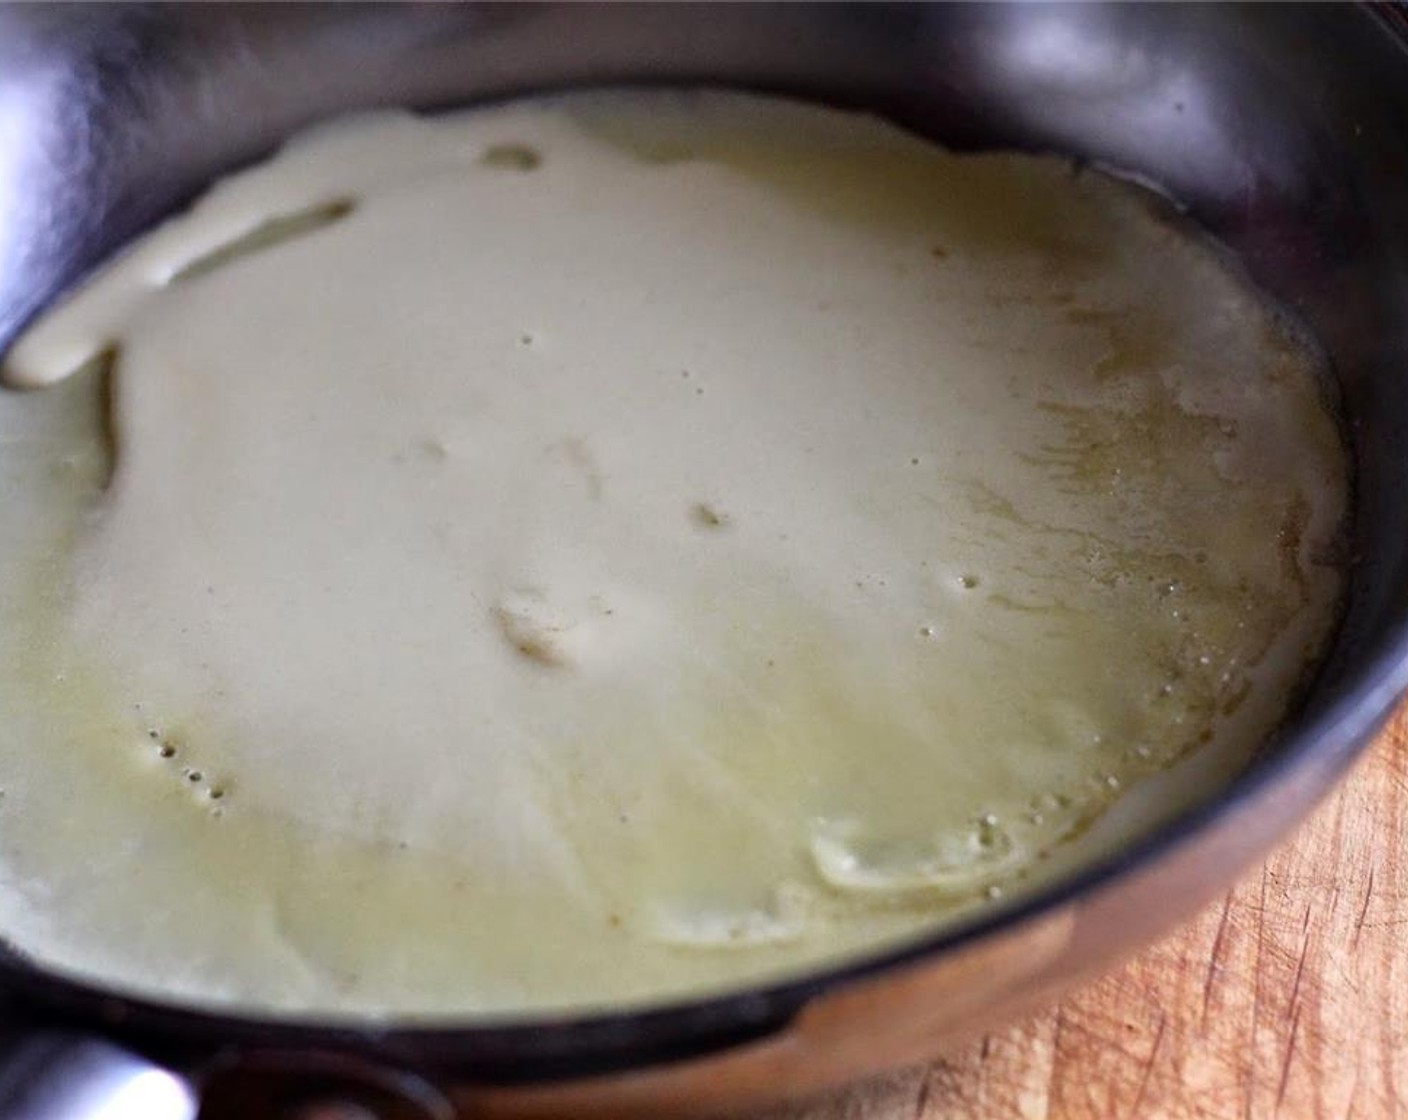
[0,92,1347,1016]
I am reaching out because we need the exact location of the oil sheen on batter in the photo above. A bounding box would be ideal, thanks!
[0,92,1347,1017]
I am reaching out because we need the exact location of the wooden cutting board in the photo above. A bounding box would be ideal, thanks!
[767,709,1408,1120]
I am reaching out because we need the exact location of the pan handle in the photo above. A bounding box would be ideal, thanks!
[0,1031,458,1120]
[0,1032,197,1120]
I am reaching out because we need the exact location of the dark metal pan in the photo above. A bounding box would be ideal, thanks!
[1,4,1407,1117]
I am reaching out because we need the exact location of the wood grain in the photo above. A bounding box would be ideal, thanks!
[767,712,1408,1120]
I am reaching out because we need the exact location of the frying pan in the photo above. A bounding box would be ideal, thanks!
[1,4,1407,1118]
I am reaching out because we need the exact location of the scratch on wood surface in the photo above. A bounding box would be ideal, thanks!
[1287,916,1312,1014]
[1202,893,1235,1025]
[1246,869,1270,1120]
[1125,1012,1166,1120]
[1352,864,1374,950]
[1274,1004,1303,1116]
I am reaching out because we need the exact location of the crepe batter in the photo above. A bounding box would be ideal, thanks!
[0,92,1347,1016]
